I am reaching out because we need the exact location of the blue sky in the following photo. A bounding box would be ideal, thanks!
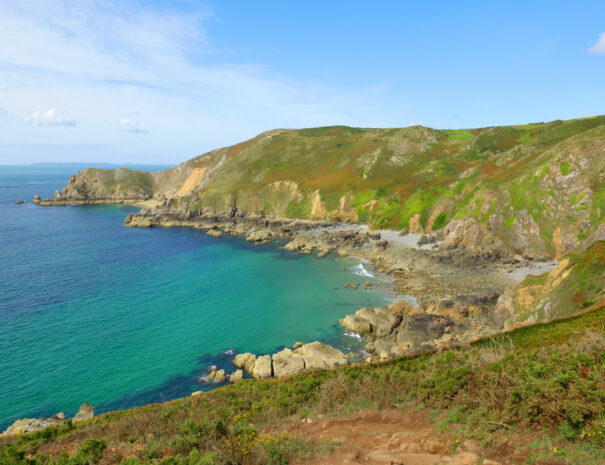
[1,0,604,164]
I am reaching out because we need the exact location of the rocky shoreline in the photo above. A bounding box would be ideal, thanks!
[20,194,558,436]
[120,207,551,364]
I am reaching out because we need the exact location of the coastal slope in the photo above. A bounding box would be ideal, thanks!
[42,115,605,260]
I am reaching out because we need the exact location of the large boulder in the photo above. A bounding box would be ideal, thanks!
[295,342,348,370]
[272,348,306,378]
[340,305,404,338]
[233,353,257,374]
[229,369,243,383]
[252,355,273,379]
[284,235,314,252]
[340,314,372,335]
[246,229,271,242]
[73,403,94,423]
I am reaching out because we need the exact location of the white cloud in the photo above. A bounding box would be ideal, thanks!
[119,117,147,133]
[588,33,605,54]
[24,109,75,126]
[0,1,400,163]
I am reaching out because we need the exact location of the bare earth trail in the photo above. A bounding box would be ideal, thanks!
[278,409,566,465]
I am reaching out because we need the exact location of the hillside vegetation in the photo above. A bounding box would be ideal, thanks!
[1,299,603,464]
[55,116,605,259]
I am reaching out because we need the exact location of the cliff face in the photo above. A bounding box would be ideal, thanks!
[496,241,605,328]
[47,116,605,259]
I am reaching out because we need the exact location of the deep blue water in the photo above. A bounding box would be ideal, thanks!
[0,164,392,430]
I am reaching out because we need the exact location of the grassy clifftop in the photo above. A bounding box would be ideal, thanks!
[2,301,603,464]
[60,115,605,258]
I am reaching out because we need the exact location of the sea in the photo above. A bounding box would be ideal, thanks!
[0,164,393,430]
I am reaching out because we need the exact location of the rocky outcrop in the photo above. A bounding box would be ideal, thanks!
[340,299,480,360]
[228,369,243,383]
[1,414,65,436]
[73,403,94,423]
[233,353,257,373]
[340,300,414,339]
[1,405,94,436]
[252,355,273,379]
[234,342,348,379]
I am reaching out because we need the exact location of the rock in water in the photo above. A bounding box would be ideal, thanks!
[229,369,243,383]
[206,229,223,238]
[233,353,257,374]
[252,355,273,378]
[272,348,306,378]
[33,193,41,204]
[73,403,94,422]
[13,200,26,204]
[345,283,358,290]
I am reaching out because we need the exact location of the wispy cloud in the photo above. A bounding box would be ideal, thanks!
[588,33,605,54]
[119,117,147,133]
[24,109,75,126]
[0,0,397,163]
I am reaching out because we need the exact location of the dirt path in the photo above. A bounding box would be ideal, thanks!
[279,409,565,465]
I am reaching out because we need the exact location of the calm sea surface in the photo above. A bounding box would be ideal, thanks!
[0,164,392,430]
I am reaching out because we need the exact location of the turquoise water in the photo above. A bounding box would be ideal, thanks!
[0,164,392,430]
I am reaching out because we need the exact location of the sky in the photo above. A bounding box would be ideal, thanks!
[1,0,605,164]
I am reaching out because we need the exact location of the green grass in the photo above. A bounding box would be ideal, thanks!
[2,300,604,464]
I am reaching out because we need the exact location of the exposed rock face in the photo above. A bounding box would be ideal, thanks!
[252,355,273,379]
[229,369,243,383]
[340,299,467,360]
[396,314,454,344]
[233,353,257,373]
[339,301,413,339]
[33,193,41,204]
[1,416,65,436]
[295,342,348,370]
[73,403,94,423]
[272,348,306,378]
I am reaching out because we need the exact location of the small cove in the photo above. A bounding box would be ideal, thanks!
[0,165,394,430]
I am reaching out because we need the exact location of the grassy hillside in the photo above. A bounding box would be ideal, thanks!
[498,240,605,328]
[2,307,603,464]
[60,115,605,259]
